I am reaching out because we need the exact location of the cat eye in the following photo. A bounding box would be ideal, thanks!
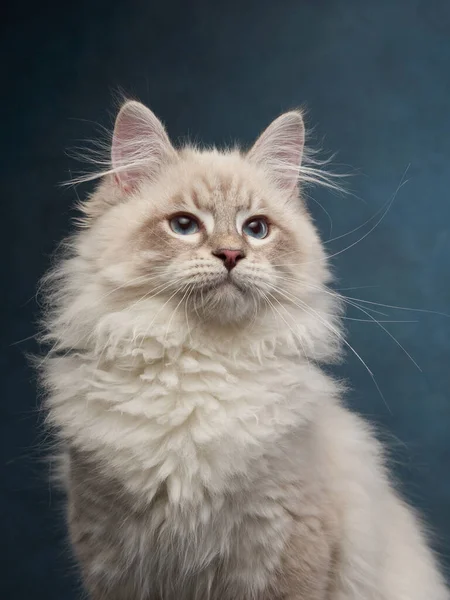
[169,214,200,235]
[242,217,269,239]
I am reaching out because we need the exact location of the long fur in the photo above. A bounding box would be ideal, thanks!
[39,101,449,600]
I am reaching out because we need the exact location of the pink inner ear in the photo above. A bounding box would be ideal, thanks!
[113,172,132,192]
[111,101,175,192]
[248,111,305,194]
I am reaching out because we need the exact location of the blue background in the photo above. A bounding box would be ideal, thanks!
[3,0,450,597]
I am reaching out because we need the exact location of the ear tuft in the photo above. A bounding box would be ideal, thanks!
[247,111,305,194]
[111,101,175,192]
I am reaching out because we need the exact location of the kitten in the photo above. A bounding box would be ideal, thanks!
[40,100,449,599]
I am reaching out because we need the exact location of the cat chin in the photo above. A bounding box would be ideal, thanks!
[191,281,259,324]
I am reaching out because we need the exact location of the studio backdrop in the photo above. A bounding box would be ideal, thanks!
[3,0,450,598]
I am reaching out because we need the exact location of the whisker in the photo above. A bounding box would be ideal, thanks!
[335,285,380,292]
[10,334,38,347]
[307,195,333,238]
[324,165,410,245]
[261,291,311,365]
[184,285,195,346]
[264,283,391,412]
[94,277,188,365]
[273,166,410,267]
[42,276,188,370]
[343,296,450,319]
[37,272,166,360]
[268,291,314,367]
[135,281,189,353]
[247,290,264,331]
[275,280,421,371]
[341,317,415,324]
[274,276,390,317]
[343,300,421,372]
[162,284,192,348]
[126,277,186,313]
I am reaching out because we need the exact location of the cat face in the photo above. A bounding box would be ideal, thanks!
[82,102,329,326]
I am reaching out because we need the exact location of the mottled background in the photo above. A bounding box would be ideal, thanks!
[3,0,450,597]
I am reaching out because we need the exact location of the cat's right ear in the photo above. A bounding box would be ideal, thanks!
[111,101,176,193]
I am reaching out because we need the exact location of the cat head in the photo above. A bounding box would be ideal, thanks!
[63,101,339,346]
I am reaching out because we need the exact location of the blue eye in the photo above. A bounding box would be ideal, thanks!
[243,218,269,239]
[169,214,200,235]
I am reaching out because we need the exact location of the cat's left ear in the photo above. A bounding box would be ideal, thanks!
[111,101,176,192]
[247,111,305,195]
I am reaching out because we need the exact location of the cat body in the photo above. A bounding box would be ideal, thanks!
[41,101,449,599]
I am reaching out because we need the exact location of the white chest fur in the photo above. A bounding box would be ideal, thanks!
[46,315,333,506]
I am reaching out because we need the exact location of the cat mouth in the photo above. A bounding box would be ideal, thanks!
[194,274,248,295]
[185,273,258,322]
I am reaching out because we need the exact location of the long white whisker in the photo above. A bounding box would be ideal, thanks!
[135,282,188,353]
[273,166,410,268]
[275,276,391,317]
[324,166,410,245]
[276,293,315,367]
[163,284,192,348]
[184,285,195,346]
[126,277,186,313]
[264,283,390,412]
[307,195,333,238]
[343,296,450,319]
[273,280,421,371]
[336,285,380,292]
[344,300,421,371]
[262,291,311,365]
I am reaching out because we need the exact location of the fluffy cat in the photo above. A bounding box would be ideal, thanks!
[40,100,449,599]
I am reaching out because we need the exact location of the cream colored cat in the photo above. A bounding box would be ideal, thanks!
[40,100,449,599]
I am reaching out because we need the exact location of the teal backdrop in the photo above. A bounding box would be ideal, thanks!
[3,0,450,597]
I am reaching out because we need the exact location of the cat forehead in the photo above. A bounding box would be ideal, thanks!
[171,175,257,213]
[164,150,269,214]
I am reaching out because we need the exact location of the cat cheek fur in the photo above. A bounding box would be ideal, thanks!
[40,101,449,600]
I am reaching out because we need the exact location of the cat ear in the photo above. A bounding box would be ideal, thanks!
[111,101,176,192]
[247,111,305,194]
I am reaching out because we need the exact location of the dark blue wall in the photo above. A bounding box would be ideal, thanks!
[3,1,450,597]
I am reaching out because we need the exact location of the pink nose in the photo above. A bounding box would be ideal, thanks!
[212,248,245,271]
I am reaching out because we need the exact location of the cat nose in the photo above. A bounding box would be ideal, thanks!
[212,248,245,271]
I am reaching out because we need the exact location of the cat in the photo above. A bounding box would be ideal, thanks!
[40,100,449,599]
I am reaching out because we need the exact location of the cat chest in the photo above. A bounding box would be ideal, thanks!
[70,451,291,600]
[56,351,302,502]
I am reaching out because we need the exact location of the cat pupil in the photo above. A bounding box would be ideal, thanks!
[169,215,199,235]
[243,218,268,239]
